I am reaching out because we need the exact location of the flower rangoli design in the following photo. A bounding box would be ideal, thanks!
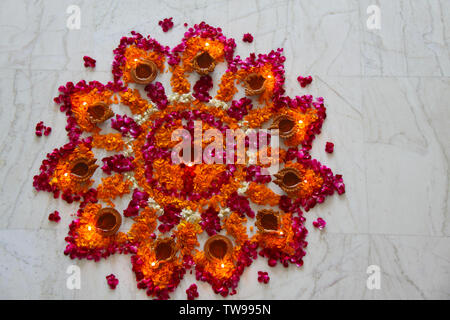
[33,22,345,299]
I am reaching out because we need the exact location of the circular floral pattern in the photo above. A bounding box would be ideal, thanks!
[33,21,345,299]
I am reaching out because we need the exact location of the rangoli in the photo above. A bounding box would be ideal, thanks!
[33,21,345,300]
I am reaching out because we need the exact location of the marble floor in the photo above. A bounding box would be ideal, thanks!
[0,0,448,299]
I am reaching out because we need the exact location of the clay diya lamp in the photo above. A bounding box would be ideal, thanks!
[153,238,177,263]
[87,101,114,124]
[95,207,122,237]
[274,167,303,195]
[244,73,266,96]
[69,157,99,183]
[204,234,233,262]
[256,209,281,234]
[192,51,216,75]
[269,114,296,139]
[130,59,158,84]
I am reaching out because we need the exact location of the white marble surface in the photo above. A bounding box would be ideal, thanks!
[0,0,449,300]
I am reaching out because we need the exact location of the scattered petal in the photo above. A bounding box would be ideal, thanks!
[297,75,313,88]
[106,274,119,289]
[325,142,334,153]
[158,17,174,32]
[242,33,254,43]
[83,56,96,68]
[257,271,270,284]
[313,217,326,230]
[186,283,199,300]
[48,211,61,222]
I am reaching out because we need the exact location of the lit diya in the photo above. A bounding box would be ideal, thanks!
[87,101,114,124]
[153,238,177,263]
[192,51,216,75]
[273,167,303,196]
[269,114,296,139]
[204,234,233,262]
[69,157,99,183]
[244,73,266,96]
[95,207,122,236]
[256,209,281,233]
[130,59,158,84]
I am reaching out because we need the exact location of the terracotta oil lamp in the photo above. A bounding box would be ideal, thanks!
[130,59,158,84]
[192,51,216,75]
[153,238,177,263]
[87,101,114,124]
[269,114,296,139]
[274,167,303,195]
[69,157,99,183]
[244,73,266,96]
[204,234,233,262]
[256,209,281,233]
[95,207,122,236]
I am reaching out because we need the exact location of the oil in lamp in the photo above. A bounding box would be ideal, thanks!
[244,73,266,96]
[256,209,281,233]
[273,167,303,196]
[269,114,296,139]
[152,238,177,263]
[130,59,158,84]
[192,51,216,75]
[87,101,114,124]
[204,234,233,262]
[69,157,99,183]
[95,207,122,236]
